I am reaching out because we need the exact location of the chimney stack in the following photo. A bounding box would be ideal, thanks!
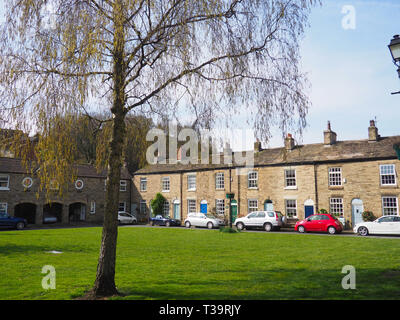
[368,120,379,142]
[324,121,337,146]
[285,134,295,151]
[254,138,262,153]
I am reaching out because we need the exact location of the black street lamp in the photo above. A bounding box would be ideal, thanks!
[388,35,400,94]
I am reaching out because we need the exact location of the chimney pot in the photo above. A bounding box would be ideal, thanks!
[285,134,295,151]
[324,121,337,145]
[368,120,379,142]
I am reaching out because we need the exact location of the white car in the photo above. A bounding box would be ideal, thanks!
[234,211,285,232]
[118,212,137,225]
[184,212,225,229]
[354,215,400,236]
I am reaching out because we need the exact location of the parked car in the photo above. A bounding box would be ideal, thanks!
[0,213,27,230]
[43,215,58,224]
[354,215,400,236]
[184,212,225,229]
[118,212,137,225]
[295,213,343,234]
[149,215,180,227]
[234,211,285,232]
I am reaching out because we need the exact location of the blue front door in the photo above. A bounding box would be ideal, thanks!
[200,203,207,215]
[305,206,314,218]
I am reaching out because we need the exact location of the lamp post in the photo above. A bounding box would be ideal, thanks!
[388,35,400,94]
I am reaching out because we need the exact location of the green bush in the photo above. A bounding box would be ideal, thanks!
[150,193,166,217]
[318,208,328,214]
[362,211,376,222]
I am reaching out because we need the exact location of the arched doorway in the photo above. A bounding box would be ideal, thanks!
[14,203,36,224]
[173,200,181,220]
[264,199,273,211]
[43,203,63,224]
[351,199,364,227]
[69,202,87,222]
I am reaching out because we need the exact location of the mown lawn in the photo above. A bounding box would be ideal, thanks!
[0,226,399,300]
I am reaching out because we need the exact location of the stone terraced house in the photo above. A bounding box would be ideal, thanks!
[0,158,133,225]
[132,121,400,229]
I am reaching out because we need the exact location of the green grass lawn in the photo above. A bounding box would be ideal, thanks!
[0,226,400,300]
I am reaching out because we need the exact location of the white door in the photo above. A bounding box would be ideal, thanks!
[351,199,364,227]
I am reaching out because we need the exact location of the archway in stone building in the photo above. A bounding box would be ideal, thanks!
[43,202,63,224]
[69,202,87,222]
[14,203,36,224]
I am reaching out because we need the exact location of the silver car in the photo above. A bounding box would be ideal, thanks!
[184,212,225,229]
[234,211,285,232]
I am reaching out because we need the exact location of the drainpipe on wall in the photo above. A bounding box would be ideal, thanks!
[314,162,319,213]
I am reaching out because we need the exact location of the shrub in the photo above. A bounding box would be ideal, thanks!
[362,211,376,222]
[150,193,166,216]
[219,226,240,233]
[318,208,328,214]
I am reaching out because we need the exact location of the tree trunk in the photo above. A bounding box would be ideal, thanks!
[91,0,126,298]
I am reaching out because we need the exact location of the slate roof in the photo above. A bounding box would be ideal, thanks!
[134,136,400,175]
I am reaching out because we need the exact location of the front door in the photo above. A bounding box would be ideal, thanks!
[80,204,86,221]
[264,201,273,211]
[200,201,207,215]
[305,206,314,218]
[231,200,238,223]
[173,203,180,220]
[351,199,364,227]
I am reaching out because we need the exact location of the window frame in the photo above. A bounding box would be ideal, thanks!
[118,202,126,213]
[285,199,297,218]
[248,171,258,189]
[329,197,344,216]
[380,164,397,186]
[163,201,170,217]
[140,178,147,192]
[90,201,96,214]
[215,199,225,216]
[328,167,342,187]
[187,174,196,191]
[120,180,127,192]
[187,199,196,214]
[284,169,297,189]
[140,200,147,214]
[248,199,258,213]
[382,196,399,216]
[162,177,170,192]
[0,175,10,190]
[0,202,7,215]
[215,172,225,190]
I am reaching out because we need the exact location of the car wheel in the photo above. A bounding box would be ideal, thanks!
[185,221,191,228]
[207,222,214,229]
[298,225,305,233]
[16,222,25,230]
[358,226,369,236]
[236,222,245,230]
[328,226,336,234]
[166,221,171,227]
[264,223,272,232]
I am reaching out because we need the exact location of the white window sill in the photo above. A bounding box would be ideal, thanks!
[248,187,258,190]
[162,190,170,193]
[284,186,298,190]
[0,187,10,191]
[187,189,196,192]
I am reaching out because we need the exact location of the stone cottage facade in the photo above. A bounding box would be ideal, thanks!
[132,121,400,228]
[0,158,133,225]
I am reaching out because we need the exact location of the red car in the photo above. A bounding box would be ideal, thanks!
[295,213,343,234]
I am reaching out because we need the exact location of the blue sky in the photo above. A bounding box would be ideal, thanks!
[0,1,399,150]
[272,0,400,148]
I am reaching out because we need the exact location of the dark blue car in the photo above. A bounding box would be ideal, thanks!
[149,215,180,227]
[0,213,27,230]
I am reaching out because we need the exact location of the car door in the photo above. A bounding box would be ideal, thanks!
[198,213,208,227]
[254,212,266,227]
[373,216,395,234]
[318,215,331,232]
[245,212,258,227]
[0,213,11,228]
[304,215,319,231]
[393,216,400,234]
